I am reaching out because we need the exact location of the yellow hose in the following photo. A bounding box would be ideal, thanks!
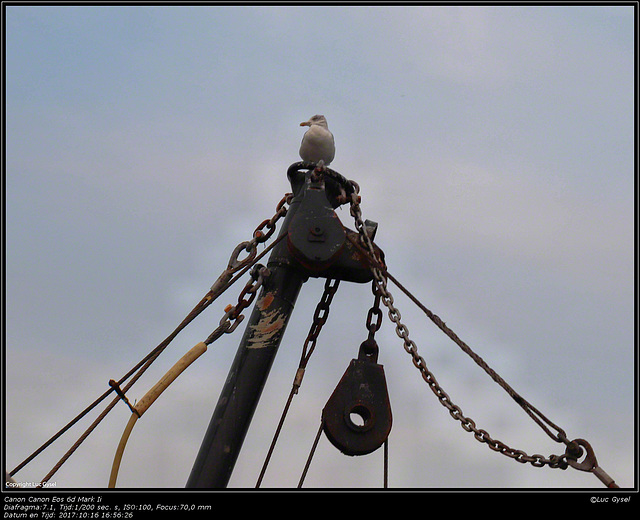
[108,341,208,488]
[108,413,138,488]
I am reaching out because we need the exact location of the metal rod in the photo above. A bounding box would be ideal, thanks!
[384,438,388,488]
[298,421,324,488]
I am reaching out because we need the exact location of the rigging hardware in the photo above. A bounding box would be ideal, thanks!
[321,280,390,456]
[564,438,619,488]
[187,162,378,488]
[108,264,273,488]
[9,194,292,486]
[256,277,340,488]
[346,182,619,488]
[322,337,392,456]
[8,160,620,489]
[108,380,140,417]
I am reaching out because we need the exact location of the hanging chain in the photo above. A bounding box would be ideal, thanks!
[366,280,390,488]
[348,191,573,471]
[294,278,341,391]
[296,280,389,488]
[296,279,389,489]
[365,280,383,341]
[256,277,340,487]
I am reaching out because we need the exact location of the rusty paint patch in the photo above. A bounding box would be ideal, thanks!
[247,309,286,349]
[258,292,275,310]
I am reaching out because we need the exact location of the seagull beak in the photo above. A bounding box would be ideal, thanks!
[300,121,311,126]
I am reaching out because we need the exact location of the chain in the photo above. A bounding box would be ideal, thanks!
[348,192,571,471]
[256,277,341,487]
[294,278,341,390]
[365,280,383,340]
[17,194,294,485]
[210,193,292,296]
[207,264,271,344]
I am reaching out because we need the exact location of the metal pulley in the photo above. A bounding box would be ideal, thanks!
[321,338,392,456]
[287,177,346,271]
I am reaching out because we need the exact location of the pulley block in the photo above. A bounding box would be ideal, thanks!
[321,338,392,456]
[288,181,346,270]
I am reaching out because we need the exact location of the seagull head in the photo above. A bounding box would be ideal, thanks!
[300,114,329,128]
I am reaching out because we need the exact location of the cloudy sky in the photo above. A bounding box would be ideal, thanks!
[4,4,635,492]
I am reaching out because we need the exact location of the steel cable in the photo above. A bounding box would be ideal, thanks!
[10,231,287,483]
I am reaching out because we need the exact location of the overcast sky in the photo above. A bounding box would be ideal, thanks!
[4,4,636,492]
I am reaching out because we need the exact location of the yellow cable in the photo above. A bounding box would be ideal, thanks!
[108,341,208,488]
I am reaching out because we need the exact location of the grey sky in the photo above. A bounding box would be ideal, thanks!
[4,4,635,490]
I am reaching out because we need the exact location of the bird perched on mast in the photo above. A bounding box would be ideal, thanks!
[299,114,335,168]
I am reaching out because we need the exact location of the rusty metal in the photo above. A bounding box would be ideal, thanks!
[108,380,140,417]
[281,162,384,284]
[186,262,306,488]
[565,438,619,488]
[287,180,346,270]
[322,338,392,456]
[255,277,341,487]
[187,163,383,488]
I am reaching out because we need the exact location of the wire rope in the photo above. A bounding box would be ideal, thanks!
[10,233,286,484]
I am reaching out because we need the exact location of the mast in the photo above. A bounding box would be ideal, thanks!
[186,164,378,488]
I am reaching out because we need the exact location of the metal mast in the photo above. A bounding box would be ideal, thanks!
[186,164,378,488]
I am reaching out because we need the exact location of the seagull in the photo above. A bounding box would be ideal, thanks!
[299,114,335,167]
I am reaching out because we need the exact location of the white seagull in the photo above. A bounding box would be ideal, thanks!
[299,114,335,167]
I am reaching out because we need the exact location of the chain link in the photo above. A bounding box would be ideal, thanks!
[256,277,341,487]
[211,193,292,294]
[253,193,293,244]
[365,281,383,338]
[348,192,570,471]
[294,278,341,390]
[206,264,271,345]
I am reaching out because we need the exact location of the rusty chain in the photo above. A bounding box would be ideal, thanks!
[295,278,341,389]
[17,171,619,487]
[205,264,271,345]
[209,192,292,297]
[347,190,574,471]
[365,280,383,340]
[15,193,294,485]
[256,277,341,487]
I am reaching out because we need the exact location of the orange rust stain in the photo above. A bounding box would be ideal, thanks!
[257,317,284,335]
[259,292,275,310]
